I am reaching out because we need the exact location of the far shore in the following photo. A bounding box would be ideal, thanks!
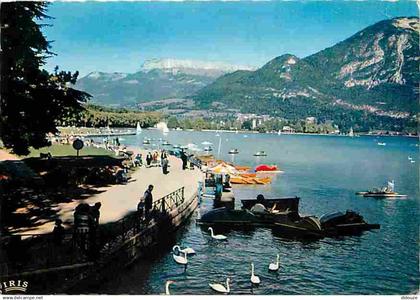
[56,126,419,139]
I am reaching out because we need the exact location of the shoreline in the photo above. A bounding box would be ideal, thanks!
[56,126,419,139]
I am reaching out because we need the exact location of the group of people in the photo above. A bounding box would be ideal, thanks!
[132,153,143,167]
[145,150,170,174]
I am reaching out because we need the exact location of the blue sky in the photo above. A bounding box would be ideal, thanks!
[42,1,417,76]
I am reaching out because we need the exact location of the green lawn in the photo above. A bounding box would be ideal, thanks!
[23,144,115,158]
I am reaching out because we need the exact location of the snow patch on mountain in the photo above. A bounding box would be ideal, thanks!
[140,58,256,77]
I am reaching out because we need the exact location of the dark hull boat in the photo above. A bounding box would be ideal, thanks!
[357,191,407,198]
[198,196,380,239]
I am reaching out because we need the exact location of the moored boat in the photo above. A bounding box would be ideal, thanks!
[255,164,281,173]
[235,165,251,172]
[228,149,239,154]
[253,151,267,157]
[230,176,271,185]
[198,195,379,239]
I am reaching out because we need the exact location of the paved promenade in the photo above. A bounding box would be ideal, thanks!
[23,149,203,234]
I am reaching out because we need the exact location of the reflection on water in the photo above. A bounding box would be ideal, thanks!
[94,130,419,295]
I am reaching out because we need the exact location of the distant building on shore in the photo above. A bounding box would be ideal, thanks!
[282,126,295,133]
[305,117,317,124]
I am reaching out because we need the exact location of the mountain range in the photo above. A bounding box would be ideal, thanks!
[192,17,419,131]
[75,59,255,107]
[76,17,418,131]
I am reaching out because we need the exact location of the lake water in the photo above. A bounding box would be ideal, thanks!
[97,130,419,295]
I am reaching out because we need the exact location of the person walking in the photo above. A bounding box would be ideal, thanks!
[146,152,152,167]
[161,151,169,174]
[143,185,154,222]
[152,151,158,165]
[180,151,188,170]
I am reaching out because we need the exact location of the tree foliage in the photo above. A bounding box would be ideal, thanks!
[0,2,90,155]
[56,104,163,128]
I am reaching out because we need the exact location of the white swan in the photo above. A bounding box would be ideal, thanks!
[269,254,280,271]
[173,245,196,255]
[165,280,174,295]
[209,277,230,294]
[250,263,260,284]
[208,227,227,240]
[173,251,188,265]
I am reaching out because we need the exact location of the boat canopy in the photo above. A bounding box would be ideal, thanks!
[319,211,345,224]
[241,196,299,212]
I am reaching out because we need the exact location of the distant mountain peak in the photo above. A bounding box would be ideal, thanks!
[140,58,256,77]
[86,71,127,81]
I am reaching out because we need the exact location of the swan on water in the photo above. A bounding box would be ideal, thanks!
[208,227,227,240]
[209,278,230,294]
[269,254,280,271]
[173,245,196,255]
[250,263,260,284]
[173,251,188,265]
[165,280,174,295]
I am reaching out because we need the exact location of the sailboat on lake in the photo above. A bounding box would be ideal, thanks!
[136,122,142,134]
[349,127,354,137]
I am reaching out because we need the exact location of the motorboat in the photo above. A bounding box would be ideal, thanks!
[198,195,379,239]
[377,142,386,146]
[356,180,407,198]
[143,139,151,145]
[253,151,267,157]
[228,149,239,154]
[204,146,213,152]
[358,191,407,198]
[162,141,171,146]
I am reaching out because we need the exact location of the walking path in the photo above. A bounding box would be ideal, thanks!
[21,148,203,234]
